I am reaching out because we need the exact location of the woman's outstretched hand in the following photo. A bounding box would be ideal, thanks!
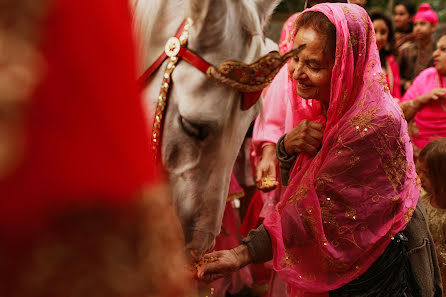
[196,245,253,283]
[284,120,324,156]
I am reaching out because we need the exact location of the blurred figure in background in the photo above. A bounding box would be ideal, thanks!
[0,0,45,180]
[417,138,446,294]
[349,0,366,7]
[0,1,192,296]
[371,11,401,99]
[398,3,438,93]
[393,0,416,48]
[399,32,446,160]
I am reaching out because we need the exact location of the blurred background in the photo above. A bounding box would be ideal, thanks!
[266,0,446,42]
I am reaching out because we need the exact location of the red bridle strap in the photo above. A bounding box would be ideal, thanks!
[138,19,188,86]
[177,47,212,75]
[138,19,212,86]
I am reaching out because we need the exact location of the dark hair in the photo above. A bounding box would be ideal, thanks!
[370,11,396,68]
[294,11,337,61]
[419,138,446,201]
[395,1,416,16]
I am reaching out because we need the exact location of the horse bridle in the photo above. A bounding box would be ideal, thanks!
[139,18,299,161]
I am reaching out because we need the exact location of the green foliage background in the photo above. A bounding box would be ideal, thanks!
[276,0,446,21]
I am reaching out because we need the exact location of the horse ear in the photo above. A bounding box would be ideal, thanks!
[254,0,281,27]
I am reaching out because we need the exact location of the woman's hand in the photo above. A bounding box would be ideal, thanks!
[255,145,279,192]
[418,88,446,104]
[284,120,324,156]
[196,245,253,283]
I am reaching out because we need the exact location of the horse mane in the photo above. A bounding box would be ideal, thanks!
[238,1,264,41]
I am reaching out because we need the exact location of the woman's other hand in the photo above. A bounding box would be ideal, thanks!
[196,245,253,283]
[255,144,279,192]
[284,120,324,156]
[419,88,446,104]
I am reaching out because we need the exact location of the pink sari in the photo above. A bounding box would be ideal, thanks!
[263,4,419,296]
[401,67,446,153]
[386,55,401,99]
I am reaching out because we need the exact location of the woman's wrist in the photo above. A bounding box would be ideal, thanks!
[261,144,277,162]
[230,244,253,268]
[410,97,423,111]
[283,133,294,156]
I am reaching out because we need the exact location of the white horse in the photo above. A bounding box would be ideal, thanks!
[131,0,280,259]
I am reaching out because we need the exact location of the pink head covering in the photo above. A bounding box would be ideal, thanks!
[413,3,438,25]
[263,3,419,296]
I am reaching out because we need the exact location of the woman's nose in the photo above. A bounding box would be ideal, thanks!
[292,62,305,80]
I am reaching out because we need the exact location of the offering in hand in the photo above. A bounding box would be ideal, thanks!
[261,175,276,188]
[193,256,217,269]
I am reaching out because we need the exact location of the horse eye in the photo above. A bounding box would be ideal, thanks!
[179,116,208,140]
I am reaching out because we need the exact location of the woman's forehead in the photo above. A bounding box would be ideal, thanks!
[438,35,446,46]
[293,27,327,47]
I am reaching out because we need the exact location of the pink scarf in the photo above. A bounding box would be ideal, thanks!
[401,67,446,152]
[263,4,419,296]
[279,13,299,55]
[386,55,401,99]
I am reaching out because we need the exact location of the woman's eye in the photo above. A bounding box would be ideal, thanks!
[179,116,208,140]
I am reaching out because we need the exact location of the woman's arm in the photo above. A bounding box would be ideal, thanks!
[400,88,446,121]
[197,225,272,283]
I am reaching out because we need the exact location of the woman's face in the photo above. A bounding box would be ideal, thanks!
[433,36,446,75]
[393,4,411,31]
[373,19,389,51]
[288,27,334,105]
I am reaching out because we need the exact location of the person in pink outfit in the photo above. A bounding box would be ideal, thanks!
[197,4,438,296]
[371,11,402,99]
[400,32,446,160]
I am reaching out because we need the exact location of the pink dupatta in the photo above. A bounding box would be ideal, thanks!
[263,4,419,296]
[386,55,401,99]
[401,67,446,152]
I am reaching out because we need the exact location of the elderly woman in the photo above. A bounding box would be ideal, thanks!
[400,32,446,160]
[197,3,440,296]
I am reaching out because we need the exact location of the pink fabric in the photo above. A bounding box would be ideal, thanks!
[229,172,244,197]
[413,3,438,25]
[263,4,419,296]
[251,66,313,219]
[386,55,402,99]
[401,67,446,150]
[279,13,299,55]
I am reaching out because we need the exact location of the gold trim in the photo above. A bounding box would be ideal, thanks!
[206,46,303,93]
[151,18,193,159]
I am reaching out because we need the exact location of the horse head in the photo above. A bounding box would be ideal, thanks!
[132,0,280,259]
